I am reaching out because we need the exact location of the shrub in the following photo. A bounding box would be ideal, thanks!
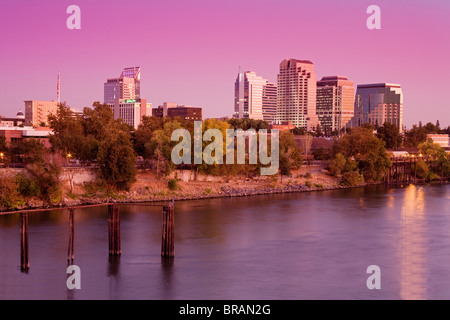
[66,191,78,200]
[305,181,312,188]
[16,173,41,197]
[168,179,179,190]
[82,182,100,197]
[26,163,62,203]
[340,171,365,187]
[0,172,23,210]
[328,153,346,176]
[203,188,212,195]
[415,160,429,179]
[314,183,324,189]
[427,172,440,181]
[305,172,312,179]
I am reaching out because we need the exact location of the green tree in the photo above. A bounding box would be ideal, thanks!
[134,116,164,159]
[361,123,375,131]
[424,122,440,134]
[11,139,62,203]
[11,139,47,165]
[340,171,364,186]
[418,140,450,177]
[196,119,230,175]
[226,118,268,131]
[279,131,303,171]
[312,147,332,160]
[0,172,23,210]
[415,160,429,179]
[279,154,291,180]
[97,120,137,190]
[26,162,62,203]
[79,102,117,162]
[404,124,428,147]
[291,127,307,136]
[328,153,346,176]
[48,104,84,160]
[376,122,402,149]
[82,102,115,139]
[334,127,391,182]
[16,173,41,197]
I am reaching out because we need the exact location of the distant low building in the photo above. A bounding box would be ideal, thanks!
[152,102,202,121]
[427,134,449,148]
[0,126,52,145]
[0,111,26,127]
[270,121,295,132]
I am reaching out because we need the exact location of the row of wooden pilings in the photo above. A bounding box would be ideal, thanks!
[386,157,415,185]
[18,201,175,272]
[385,156,446,185]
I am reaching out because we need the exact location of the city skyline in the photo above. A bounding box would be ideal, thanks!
[0,0,449,128]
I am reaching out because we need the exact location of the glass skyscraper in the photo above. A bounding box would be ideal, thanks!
[353,83,403,131]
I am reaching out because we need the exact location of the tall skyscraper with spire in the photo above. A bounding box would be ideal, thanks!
[104,66,141,105]
[276,59,319,130]
[103,66,151,129]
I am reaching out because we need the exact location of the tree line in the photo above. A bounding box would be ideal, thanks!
[0,103,303,210]
[0,102,448,210]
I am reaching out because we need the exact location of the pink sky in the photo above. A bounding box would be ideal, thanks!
[0,0,449,128]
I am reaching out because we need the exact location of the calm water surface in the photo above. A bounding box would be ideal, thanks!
[0,184,449,300]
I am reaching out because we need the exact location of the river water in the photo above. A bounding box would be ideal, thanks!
[0,184,449,300]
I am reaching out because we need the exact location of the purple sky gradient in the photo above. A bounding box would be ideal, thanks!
[0,0,449,128]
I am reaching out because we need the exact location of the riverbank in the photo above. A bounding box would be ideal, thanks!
[1,164,447,214]
[7,165,353,211]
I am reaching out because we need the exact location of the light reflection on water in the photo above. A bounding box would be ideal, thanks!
[400,185,427,300]
[0,184,449,300]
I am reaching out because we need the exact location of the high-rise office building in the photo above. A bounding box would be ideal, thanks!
[113,98,152,130]
[24,100,59,127]
[316,76,355,134]
[276,59,319,131]
[104,67,150,128]
[104,67,141,105]
[234,71,277,123]
[353,83,403,131]
[234,71,265,120]
[262,82,277,124]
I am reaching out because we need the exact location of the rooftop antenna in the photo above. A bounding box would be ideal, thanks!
[57,72,61,104]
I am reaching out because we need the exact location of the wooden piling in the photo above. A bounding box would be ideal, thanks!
[404,158,407,184]
[67,208,75,261]
[20,212,29,271]
[108,204,121,256]
[161,202,174,258]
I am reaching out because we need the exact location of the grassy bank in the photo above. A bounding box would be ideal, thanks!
[7,165,349,211]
